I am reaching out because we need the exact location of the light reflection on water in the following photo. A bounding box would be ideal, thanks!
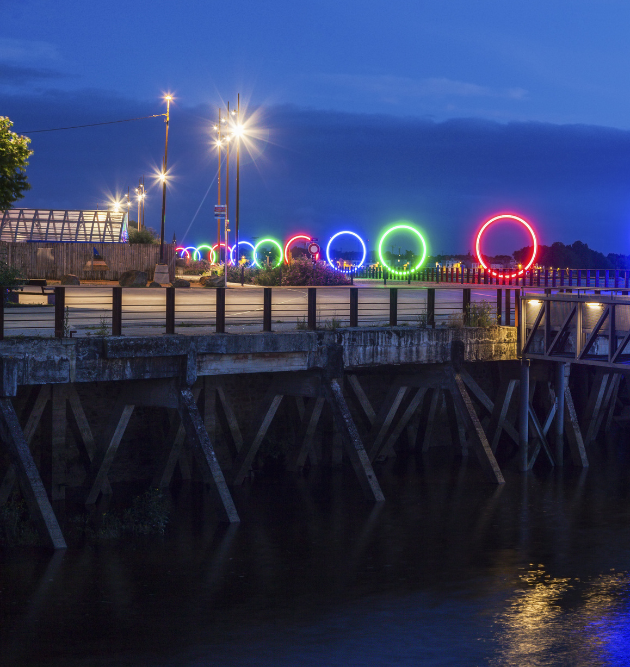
[3,445,630,665]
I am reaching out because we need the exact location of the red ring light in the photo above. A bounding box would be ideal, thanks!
[284,234,311,264]
[475,214,538,279]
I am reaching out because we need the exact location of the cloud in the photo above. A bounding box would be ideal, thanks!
[0,38,61,64]
[0,63,65,85]
[315,73,528,103]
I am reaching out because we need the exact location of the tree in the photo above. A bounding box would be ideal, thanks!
[128,227,158,244]
[0,117,32,210]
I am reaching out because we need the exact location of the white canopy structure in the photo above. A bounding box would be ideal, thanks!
[0,209,129,243]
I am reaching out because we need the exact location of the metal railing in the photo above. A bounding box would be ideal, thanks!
[521,291,630,367]
[351,266,630,289]
[0,285,524,339]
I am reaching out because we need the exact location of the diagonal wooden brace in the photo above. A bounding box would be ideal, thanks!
[323,378,385,502]
[0,398,66,549]
[177,387,239,523]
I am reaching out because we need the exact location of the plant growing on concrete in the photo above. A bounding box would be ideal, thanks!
[0,116,32,209]
[467,300,498,327]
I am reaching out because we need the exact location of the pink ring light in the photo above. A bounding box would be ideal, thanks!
[284,234,312,264]
[212,242,234,265]
[475,214,538,279]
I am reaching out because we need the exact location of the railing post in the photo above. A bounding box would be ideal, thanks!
[263,288,272,332]
[505,289,511,326]
[605,270,609,289]
[0,290,4,340]
[609,303,616,362]
[614,270,619,289]
[165,286,175,334]
[427,288,435,328]
[389,288,398,326]
[497,289,503,325]
[595,270,600,288]
[54,286,65,338]
[536,269,541,287]
[215,287,225,333]
[307,287,317,330]
[462,288,471,325]
[383,268,387,285]
[544,268,549,287]
[577,270,581,287]
[484,268,489,285]
[112,287,122,336]
[559,270,564,287]
[350,287,358,327]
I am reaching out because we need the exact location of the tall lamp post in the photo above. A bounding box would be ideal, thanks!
[235,93,240,266]
[155,96,171,284]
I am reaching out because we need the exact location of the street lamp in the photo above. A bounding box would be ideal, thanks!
[154,95,171,285]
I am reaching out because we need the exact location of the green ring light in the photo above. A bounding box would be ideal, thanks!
[378,223,428,277]
[253,238,284,268]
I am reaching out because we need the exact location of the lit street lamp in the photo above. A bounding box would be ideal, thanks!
[154,95,171,285]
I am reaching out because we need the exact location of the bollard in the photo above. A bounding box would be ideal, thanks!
[389,288,398,326]
[215,288,225,333]
[263,288,272,332]
[54,286,66,338]
[112,287,122,336]
[165,287,175,334]
[307,288,316,330]
[350,287,358,327]
[427,288,435,328]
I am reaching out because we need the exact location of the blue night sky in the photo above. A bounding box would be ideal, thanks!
[3,0,630,256]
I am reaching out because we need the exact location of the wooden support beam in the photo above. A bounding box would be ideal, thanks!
[51,384,67,500]
[177,387,239,523]
[584,371,611,446]
[66,384,112,495]
[217,385,244,454]
[367,383,407,460]
[232,393,283,485]
[0,398,66,549]
[381,387,426,458]
[460,368,519,445]
[563,387,589,467]
[347,374,376,427]
[487,379,517,453]
[85,401,134,505]
[323,378,385,502]
[526,404,555,470]
[1,384,50,505]
[443,389,468,456]
[287,397,325,471]
[421,388,442,452]
[448,371,504,484]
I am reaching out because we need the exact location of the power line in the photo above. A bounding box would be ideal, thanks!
[19,113,167,134]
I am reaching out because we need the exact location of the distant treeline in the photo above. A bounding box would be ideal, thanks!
[513,241,630,270]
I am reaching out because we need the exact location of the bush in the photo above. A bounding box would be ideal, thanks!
[182,259,211,275]
[467,300,498,327]
[226,258,351,287]
[0,260,24,303]
[128,227,158,244]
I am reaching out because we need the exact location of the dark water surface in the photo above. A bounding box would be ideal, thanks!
[3,444,630,666]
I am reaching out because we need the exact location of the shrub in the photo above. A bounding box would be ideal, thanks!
[467,300,498,327]
[182,259,211,275]
[0,260,24,303]
[282,258,351,286]
[128,227,158,244]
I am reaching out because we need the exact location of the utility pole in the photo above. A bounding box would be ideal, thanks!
[216,109,222,253]
[154,96,171,285]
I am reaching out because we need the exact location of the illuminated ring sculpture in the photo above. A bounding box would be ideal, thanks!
[194,244,215,262]
[230,241,256,265]
[284,235,312,263]
[212,243,233,265]
[475,214,537,278]
[176,247,190,259]
[377,224,427,276]
[253,238,284,268]
[326,231,367,272]
[183,246,198,260]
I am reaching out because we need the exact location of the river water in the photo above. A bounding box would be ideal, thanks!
[2,441,630,666]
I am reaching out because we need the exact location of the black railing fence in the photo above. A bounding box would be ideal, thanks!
[0,285,523,339]
[352,266,630,289]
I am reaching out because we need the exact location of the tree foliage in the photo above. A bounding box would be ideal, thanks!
[128,227,159,244]
[0,117,32,210]
[513,241,620,269]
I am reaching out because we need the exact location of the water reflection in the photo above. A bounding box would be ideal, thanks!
[3,446,630,665]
